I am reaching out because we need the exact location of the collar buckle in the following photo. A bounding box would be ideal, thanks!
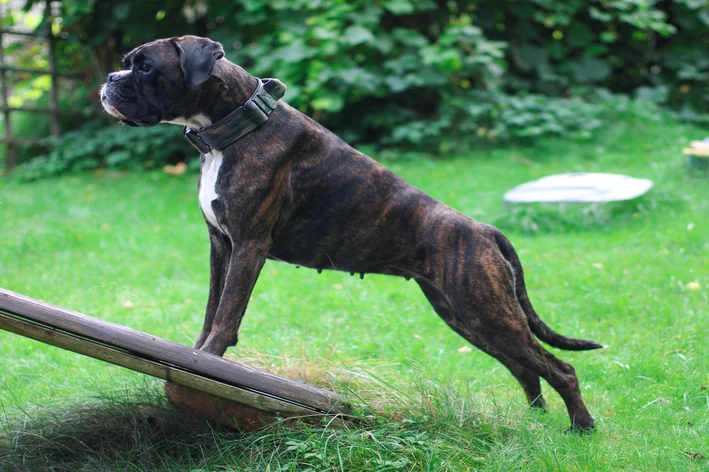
[184,126,212,154]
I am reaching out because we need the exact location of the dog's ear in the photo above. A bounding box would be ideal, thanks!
[173,36,224,92]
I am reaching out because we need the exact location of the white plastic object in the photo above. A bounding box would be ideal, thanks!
[503,173,653,203]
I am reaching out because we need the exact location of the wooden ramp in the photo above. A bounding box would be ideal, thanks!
[0,287,351,428]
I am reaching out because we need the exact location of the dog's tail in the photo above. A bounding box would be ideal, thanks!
[492,228,604,351]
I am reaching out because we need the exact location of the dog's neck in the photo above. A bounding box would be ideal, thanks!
[163,60,259,129]
[206,60,260,125]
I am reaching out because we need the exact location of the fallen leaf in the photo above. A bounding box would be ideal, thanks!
[681,451,705,461]
[458,346,473,353]
[164,162,187,175]
[122,300,134,308]
[100,223,110,231]
[332,284,343,290]
[592,262,603,269]
[413,334,422,340]
[687,281,701,291]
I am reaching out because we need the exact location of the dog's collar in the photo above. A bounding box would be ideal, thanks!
[183,78,286,154]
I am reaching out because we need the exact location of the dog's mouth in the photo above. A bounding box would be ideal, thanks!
[100,84,126,118]
[119,118,160,127]
[100,84,161,128]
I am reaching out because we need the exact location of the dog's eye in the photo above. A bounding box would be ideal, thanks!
[140,63,152,73]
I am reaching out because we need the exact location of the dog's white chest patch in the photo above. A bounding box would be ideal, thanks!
[199,150,224,230]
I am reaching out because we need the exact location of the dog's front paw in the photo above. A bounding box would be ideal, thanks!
[199,332,237,357]
[564,415,595,433]
[193,333,208,350]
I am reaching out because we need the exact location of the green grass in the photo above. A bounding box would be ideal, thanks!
[0,113,708,470]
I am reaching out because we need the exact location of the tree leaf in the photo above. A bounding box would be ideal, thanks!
[310,94,345,112]
[570,56,611,82]
[342,25,375,45]
[383,0,415,14]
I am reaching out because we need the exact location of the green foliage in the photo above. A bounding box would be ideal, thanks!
[12,0,709,169]
[12,121,185,181]
[380,92,611,152]
[204,0,510,148]
[209,0,707,142]
[485,0,708,110]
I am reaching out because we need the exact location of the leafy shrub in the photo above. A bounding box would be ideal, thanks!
[208,1,508,149]
[381,92,609,152]
[13,0,709,170]
[205,1,628,150]
[13,121,185,181]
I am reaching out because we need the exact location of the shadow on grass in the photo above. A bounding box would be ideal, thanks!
[0,378,509,471]
[0,389,235,471]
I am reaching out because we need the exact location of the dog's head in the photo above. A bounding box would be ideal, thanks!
[100,36,225,127]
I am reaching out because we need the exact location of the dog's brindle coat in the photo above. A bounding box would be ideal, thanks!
[101,36,603,430]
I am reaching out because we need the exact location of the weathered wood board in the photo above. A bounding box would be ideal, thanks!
[0,287,350,421]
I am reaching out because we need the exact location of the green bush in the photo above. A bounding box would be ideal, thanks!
[12,0,709,176]
[197,0,709,145]
[207,0,612,148]
[477,0,709,119]
[12,121,185,181]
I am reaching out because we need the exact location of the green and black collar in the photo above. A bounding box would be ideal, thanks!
[184,78,286,154]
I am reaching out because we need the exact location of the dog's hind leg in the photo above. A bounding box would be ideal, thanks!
[432,237,594,430]
[417,279,547,410]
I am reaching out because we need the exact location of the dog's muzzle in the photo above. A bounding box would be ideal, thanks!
[100,80,163,127]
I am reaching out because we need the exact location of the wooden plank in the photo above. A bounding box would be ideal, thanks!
[0,287,350,415]
[0,311,320,417]
[0,64,79,78]
[689,141,709,150]
[0,29,51,38]
[682,148,709,157]
[0,64,50,75]
[0,136,46,145]
[0,105,80,115]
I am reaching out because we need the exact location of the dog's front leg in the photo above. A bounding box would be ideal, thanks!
[199,239,270,356]
[194,227,232,349]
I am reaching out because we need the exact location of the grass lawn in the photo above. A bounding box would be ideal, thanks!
[1,113,707,470]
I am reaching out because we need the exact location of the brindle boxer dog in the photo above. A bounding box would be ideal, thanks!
[101,36,603,430]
